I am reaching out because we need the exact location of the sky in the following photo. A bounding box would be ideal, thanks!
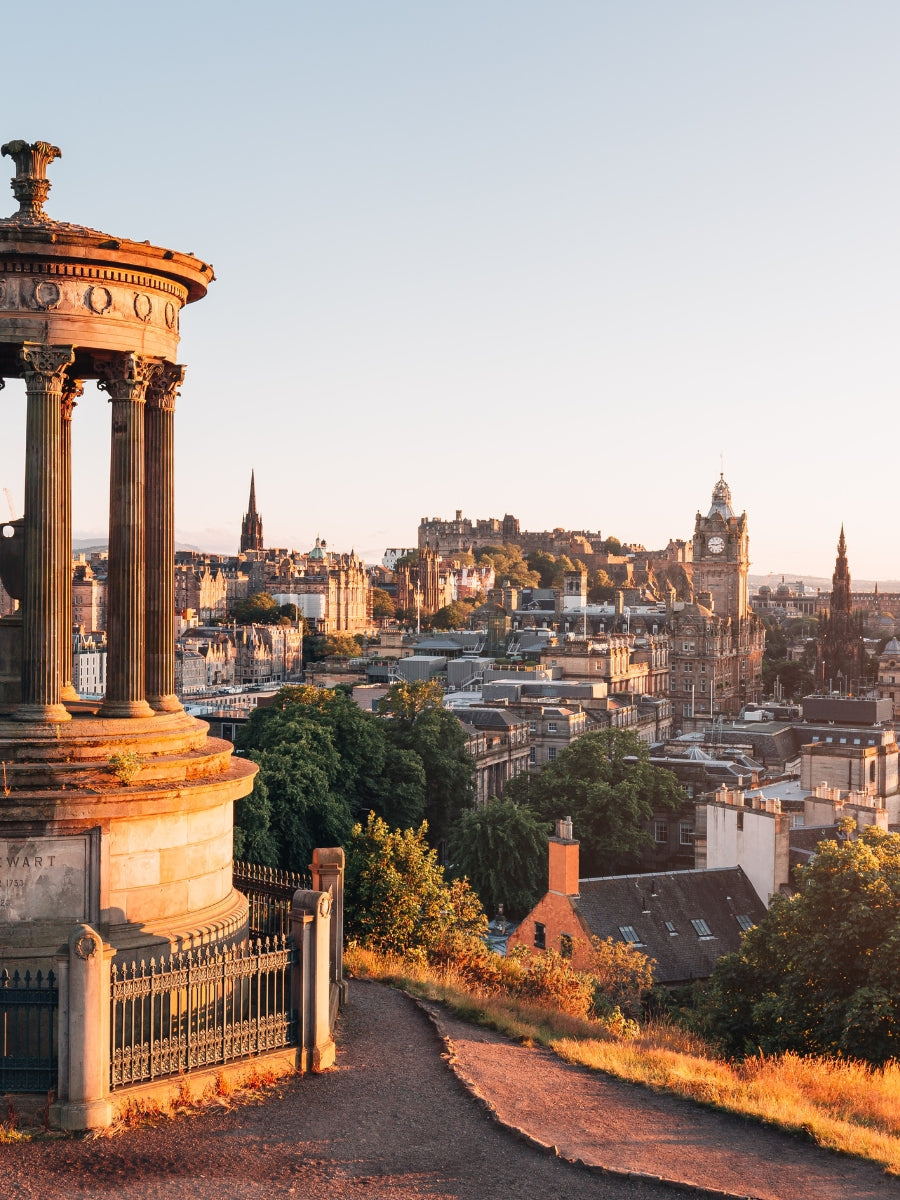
[0,2,899,581]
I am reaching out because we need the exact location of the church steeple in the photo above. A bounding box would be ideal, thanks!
[819,525,866,691]
[239,470,264,553]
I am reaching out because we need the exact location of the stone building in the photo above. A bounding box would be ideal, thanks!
[456,707,531,804]
[668,477,765,724]
[877,637,900,717]
[72,560,107,633]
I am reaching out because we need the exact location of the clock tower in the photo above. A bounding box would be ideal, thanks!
[691,474,749,620]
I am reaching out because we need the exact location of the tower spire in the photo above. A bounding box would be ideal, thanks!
[239,470,264,553]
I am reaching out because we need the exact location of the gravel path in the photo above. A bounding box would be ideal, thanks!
[420,996,899,1200]
[0,980,896,1200]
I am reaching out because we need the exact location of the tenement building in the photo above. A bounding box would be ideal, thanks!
[668,476,765,725]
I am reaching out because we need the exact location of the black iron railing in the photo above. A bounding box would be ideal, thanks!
[0,968,58,1092]
[110,937,293,1089]
[233,860,311,938]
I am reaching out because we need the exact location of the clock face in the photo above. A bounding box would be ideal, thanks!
[708,536,725,555]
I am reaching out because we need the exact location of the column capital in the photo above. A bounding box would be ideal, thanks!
[95,353,156,403]
[61,375,84,421]
[146,362,186,412]
[21,343,76,391]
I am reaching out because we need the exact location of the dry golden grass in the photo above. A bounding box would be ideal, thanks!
[347,944,900,1175]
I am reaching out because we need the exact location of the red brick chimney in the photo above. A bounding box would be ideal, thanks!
[548,816,579,897]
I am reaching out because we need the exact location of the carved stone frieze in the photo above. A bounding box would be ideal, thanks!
[95,353,157,403]
[20,343,76,391]
[146,362,186,412]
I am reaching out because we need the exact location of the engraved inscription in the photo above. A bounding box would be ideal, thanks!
[0,835,92,922]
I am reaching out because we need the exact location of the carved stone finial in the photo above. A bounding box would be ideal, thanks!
[1,139,61,222]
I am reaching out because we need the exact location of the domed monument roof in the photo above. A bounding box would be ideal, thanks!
[308,537,327,561]
[707,473,734,520]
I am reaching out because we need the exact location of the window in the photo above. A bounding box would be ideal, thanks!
[529,746,536,765]
[560,933,573,959]
[679,822,694,845]
[682,641,695,652]
[547,746,557,762]
[690,918,714,938]
[653,821,669,843]
[529,721,537,734]
[665,921,678,936]
[736,914,754,932]
[547,721,558,733]
[534,922,546,950]
[618,925,642,945]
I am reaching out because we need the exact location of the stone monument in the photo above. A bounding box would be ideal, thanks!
[0,140,257,971]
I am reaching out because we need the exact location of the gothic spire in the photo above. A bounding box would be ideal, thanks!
[239,470,264,553]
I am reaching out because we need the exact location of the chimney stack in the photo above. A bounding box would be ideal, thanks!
[548,816,579,897]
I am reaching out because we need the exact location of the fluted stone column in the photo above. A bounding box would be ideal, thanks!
[96,354,155,719]
[145,363,185,712]
[60,378,83,703]
[16,343,75,722]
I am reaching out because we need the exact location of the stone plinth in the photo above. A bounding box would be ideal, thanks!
[0,709,256,968]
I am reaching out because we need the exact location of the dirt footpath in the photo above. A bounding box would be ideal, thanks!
[0,980,896,1200]
[421,995,899,1200]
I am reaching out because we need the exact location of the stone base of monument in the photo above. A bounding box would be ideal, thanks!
[0,710,257,971]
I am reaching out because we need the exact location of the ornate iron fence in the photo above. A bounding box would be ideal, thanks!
[110,937,293,1089]
[0,968,58,1092]
[233,860,311,938]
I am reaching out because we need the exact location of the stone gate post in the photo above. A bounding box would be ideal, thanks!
[290,890,336,1072]
[51,924,114,1131]
[310,847,346,1007]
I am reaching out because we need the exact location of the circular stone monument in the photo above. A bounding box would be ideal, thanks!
[0,140,257,968]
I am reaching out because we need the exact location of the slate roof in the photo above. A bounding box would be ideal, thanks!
[574,867,766,985]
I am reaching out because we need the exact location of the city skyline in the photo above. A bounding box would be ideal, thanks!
[1,3,899,577]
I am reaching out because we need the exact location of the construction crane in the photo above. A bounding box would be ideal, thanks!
[3,488,15,522]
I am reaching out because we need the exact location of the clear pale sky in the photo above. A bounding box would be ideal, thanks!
[0,2,898,581]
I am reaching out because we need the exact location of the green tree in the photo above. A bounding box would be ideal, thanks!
[345,813,486,955]
[234,685,428,864]
[701,826,900,1064]
[449,798,550,918]
[430,600,473,630]
[526,550,558,588]
[378,681,476,848]
[371,587,396,620]
[476,544,540,588]
[235,711,353,872]
[233,592,285,625]
[506,730,683,876]
[602,537,623,556]
[588,568,615,603]
[760,658,815,700]
[321,633,363,659]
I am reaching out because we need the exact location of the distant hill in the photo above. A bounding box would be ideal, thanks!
[749,574,900,594]
[73,540,203,555]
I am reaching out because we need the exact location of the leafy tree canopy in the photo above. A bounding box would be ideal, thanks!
[371,587,396,619]
[701,826,900,1064]
[449,798,550,919]
[345,813,486,955]
[234,685,427,866]
[475,544,539,588]
[430,600,474,630]
[233,592,288,625]
[378,681,475,848]
[506,729,683,876]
